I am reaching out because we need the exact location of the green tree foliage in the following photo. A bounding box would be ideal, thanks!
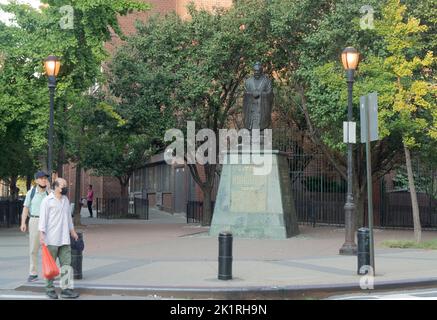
[79,97,156,198]
[0,0,149,201]
[267,0,402,226]
[1,0,434,232]
[374,0,436,242]
[376,0,435,146]
[267,0,435,228]
[109,0,435,227]
[110,0,274,225]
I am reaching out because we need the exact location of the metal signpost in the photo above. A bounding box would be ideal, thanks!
[360,92,379,274]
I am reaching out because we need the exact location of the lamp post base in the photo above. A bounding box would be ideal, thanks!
[339,243,357,256]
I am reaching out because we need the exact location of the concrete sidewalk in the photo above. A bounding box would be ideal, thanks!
[1,209,437,299]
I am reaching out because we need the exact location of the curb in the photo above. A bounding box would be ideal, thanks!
[16,277,437,299]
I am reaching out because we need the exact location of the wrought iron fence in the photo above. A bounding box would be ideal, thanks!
[187,201,215,224]
[289,160,347,227]
[294,191,345,227]
[188,194,436,229]
[379,191,437,228]
[184,125,437,229]
[272,127,347,226]
[0,199,23,228]
[133,197,149,220]
[96,197,149,220]
[187,171,436,230]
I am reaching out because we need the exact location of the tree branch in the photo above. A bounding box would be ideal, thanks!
[297,84,347,180]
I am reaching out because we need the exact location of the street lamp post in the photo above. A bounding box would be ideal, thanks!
[44,56,61,184]
[339,47,360,255]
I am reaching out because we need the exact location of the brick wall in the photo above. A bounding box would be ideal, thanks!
[176,0,232,19]
[0,180,9,197]
[102,176,123,199]
[190,163,218,202]
[62,163,121,207]
[105,0,234,54]
[105,0,177,53]
[163,192,173,212]
[148,193,156,207]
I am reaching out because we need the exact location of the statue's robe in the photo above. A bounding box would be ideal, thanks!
[243,75,273,130]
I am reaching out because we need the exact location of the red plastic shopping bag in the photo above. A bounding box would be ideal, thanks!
[42,245,60,280]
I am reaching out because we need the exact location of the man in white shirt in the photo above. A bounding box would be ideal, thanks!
[39,178,80,299]
[20,171,50,282]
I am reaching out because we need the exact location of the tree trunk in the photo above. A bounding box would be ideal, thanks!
[404,143,422,243]
[118,177,130,216]
[26,175,32,191]
[9,176,18,200]
[202,187,213,226]
[120,182,129,198]
[73,163,82,226]
[187,163,216,226]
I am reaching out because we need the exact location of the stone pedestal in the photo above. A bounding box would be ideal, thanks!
[209,150,299,239]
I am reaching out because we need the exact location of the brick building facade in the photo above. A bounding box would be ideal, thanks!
[0,181,9,198]
[130,156,218,214]
[61,165,122,205]
[106,0,232,51]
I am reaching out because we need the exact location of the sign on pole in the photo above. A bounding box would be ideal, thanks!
[343,121,356,144]
[360,92,379,143]
[360,92,379,275]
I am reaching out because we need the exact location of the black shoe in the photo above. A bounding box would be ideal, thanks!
[61,289,80,299]
[46,290,58,299]
[27,275,38,282]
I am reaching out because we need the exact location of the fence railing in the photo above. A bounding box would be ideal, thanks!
[186,200,342,227]
[187,195,437,229]
[183,126,436,229]
[187,201,215,224]
[294,191,345,227]
[0,199,23,228]
[96,197,149,220]
[380,191,437,228]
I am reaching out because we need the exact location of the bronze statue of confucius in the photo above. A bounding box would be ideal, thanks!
[243,62,273,132]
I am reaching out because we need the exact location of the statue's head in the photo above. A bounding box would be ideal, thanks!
[253,62,263,79]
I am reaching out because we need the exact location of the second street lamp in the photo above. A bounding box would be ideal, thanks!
[44,56,61,184]
[339,47,360,255]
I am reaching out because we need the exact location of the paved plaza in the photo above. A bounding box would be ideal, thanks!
[1,208,436,299]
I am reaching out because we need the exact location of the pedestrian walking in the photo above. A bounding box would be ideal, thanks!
[39,178,80,299]
[20,171,50,283]
[87,185,94,218]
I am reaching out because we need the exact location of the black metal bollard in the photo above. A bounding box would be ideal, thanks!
[357,227,370,275]
[71,232,84,280]
[218,232,233,280]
